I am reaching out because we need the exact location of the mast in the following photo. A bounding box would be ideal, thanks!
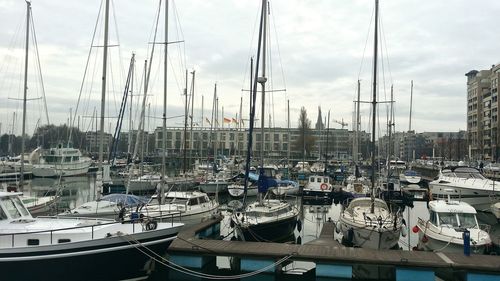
[242,0,265,207]
[257,0,268,204]
[324,110,330,174]
[20,1,31,187]
[183,69,188,174]
[160,0,169,204]
[387,84,394,184]
[354,80,361,163]
[189,70,196,173]
[98,0,110,174]
[409,80,413,132]
[287,99,290,172]
[370,0,379,213]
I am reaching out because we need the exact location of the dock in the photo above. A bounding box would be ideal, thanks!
[167,217,500,280]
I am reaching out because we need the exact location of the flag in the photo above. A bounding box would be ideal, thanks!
[224,117,231,124]
[205,117,211,125]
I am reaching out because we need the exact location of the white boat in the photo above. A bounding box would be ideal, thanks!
[399,169,421,184]
[294,161,311,173]
[415,199,491,253]
[0,191,182,280]
[128,174,161,193]
[0,156,33,179]
[137,191,219,226]
[199,175,229,194]
[338,0,404,250]
[302,175,333,199]
[309,162,325,173]
[271,179,300,196]
[231,198,299,242]
[344,181,370,197]
[338,197,404,249]
[429,166,500,212]
[230,0,298,243]
[60,194,148,219]
[31,145,91,177]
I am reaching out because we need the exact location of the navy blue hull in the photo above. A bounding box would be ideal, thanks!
[237,215,297,242]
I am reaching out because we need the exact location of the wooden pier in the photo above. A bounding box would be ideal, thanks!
[167,216,500,280]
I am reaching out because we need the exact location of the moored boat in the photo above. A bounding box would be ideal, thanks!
[0,191,183,280]
[415,199,491,253]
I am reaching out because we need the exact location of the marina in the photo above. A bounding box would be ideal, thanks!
[1,0,500,280]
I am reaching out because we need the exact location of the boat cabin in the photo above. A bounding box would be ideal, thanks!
[0,192,32,221]
[441,166,486,180]
[428,200,479,229]
[149,191,211,207]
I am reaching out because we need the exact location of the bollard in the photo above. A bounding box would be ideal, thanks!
[462,229,470,256]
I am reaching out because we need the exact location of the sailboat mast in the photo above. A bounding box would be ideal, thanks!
[258,0,268,204]
[160,0,169,204]
[354,79,361,163]
[20,1,31,187]
[370,0,379,212]
[409,80,413,132]
[183,69,188,174]
[189,70,196,173]
[287,99,290,170]
[98,0,110,174]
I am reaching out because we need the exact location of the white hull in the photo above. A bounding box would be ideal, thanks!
[430,182,500,211]
[339,198,403,249]
[228,185,258,198]
[199,182,228,194]
[339,217,401,249]
[32,162,91,178]
[417,232,488,254]
[128,179,160,192]
[141,206,219,227]
[399,174,421,184]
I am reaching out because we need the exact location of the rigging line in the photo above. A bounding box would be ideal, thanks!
[240,2,263,93]
[357,4,375,80]
[30,12,50,125]
[68,0,103,144]
[108,49,119,127]
[270,2,288,96]
[172,0,187,77]
[379,12,393,85]
[110,0,126,85]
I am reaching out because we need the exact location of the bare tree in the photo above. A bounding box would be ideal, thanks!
[293,107,316,158]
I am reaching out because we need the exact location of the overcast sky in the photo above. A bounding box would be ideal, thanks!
[1,0,499,137]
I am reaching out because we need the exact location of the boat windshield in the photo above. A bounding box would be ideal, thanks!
[1,196,30,218]
[437,212,459,227]
[458,213,478,229]
[443,168,486,180]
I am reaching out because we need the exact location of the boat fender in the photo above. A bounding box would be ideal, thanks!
[412,225,419,233]
[297,220,302,232]
[401,226,408,237]
[335,221,341,234]
[145,220,158,231]
[296,236,302,245]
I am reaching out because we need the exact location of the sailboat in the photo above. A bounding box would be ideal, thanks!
[230,0,299,242]
[132,0,219,226]
[338,0,404,250]
[0,2,183,280]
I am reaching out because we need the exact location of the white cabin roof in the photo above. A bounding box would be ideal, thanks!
[152,191,207,199]
[429,200,476,214]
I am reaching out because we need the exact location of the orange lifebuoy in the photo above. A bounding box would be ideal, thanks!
[320,183,328,190]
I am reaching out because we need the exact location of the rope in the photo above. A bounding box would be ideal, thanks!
[119,233,294,280]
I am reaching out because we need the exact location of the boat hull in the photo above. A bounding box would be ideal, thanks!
[199,182,228,194]
[233,215,297,242]
[32,163,90,178]
[227,185,258,198]
[0,226,179,281]
[339,219,401,249]
[430,182,500,212]
[417,232,488,254]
